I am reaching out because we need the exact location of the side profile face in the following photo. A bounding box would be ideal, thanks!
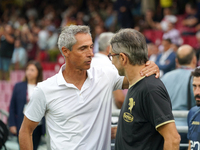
[110,47,125,76]
[25,64,38,82]
[193,77,200,106]
[66,33,94,71]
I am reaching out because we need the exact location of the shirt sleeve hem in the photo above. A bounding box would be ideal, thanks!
[156,120,175,130]
[24,113,41,123]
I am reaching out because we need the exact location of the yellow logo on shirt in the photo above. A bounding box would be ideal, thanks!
[192,121,200,125]
[128,98,135,113]
[123,112,134,122]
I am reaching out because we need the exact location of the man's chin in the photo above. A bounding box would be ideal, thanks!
[196,100,200,106]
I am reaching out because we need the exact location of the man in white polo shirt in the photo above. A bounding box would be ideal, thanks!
[18,25,159,150]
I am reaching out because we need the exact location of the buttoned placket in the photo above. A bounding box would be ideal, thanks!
[76,77,91,103]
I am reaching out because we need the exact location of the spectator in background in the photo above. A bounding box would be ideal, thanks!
[93,25,105,54]
[182,2,199,28]
[8,60,45,150]
[155,7,177,32]
[11,39,27,70]
[0,23,15,80]
[114,0,134,28]
[147,43,159,62]
[161,45,197,150]
[187,67,200,150]
[46,25,59,62]
[136,8,159,31]
[104,4,117,32]
[37,26,48,51]
[91,32,125,143]
[181,2,199,35]
[155,38,176,77]
[162,22,182,46]
[141,0,156,15]
[195,31,200,66]
[20,24,40,61]
[60,6,77,28]
[46,25,58,50]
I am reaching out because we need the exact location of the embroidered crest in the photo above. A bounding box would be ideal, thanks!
[128,98,135,113]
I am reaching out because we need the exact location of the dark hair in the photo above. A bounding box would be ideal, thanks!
[23,60,43,84]
[177,49,195,65]
[191,67,200,77]
[162,38,172,44]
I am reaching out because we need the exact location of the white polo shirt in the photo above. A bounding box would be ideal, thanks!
[25,64,124,150]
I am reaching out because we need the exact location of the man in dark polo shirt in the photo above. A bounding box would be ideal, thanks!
[109,28,180,150]
[0,24,15,80]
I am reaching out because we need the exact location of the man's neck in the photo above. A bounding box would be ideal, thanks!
[179,64,195,69]
[125,64,146,87]
[63,65,88,90]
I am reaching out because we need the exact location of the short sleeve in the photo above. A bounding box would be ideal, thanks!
[143,89,174,129]
[103,66,124,91]
[24,85,46,122]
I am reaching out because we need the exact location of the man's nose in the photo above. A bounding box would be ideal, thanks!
[195,87,200,95]
[88,48,94,57]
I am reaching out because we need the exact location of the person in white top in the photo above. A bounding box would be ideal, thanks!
[91,32,125,141]
[9,61,45,150]
[19,25,160,150]
[91,32,125,110]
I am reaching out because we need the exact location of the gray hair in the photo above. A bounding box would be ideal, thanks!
[98,32,114,52]
[110,29,148,65]
[57,25,91,55]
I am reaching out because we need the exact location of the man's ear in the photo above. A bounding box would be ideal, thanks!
[192,55,197,66]
[106,46,110,55]
[175,58,179,68]
[62,46,70,57]
[119,53,128,66]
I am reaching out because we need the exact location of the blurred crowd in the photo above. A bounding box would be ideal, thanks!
[1,0,200,149]
[1,0,200,80]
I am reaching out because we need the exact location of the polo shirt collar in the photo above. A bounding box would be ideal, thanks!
[57,64,93,86]
[57,64,66,86]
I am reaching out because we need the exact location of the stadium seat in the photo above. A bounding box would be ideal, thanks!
[182,36,198,48]
[143,30,163,44]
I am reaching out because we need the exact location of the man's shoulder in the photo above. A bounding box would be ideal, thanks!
[162,69,191,80]
[38,74,57,88]
[189,106,200,114]
[89,65,118,75]
[135,75,163,91]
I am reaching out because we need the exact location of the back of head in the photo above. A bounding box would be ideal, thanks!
[110,28,148,65]
[98,32,114,52]
[176,45,195,65]
[57,25,91,55]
